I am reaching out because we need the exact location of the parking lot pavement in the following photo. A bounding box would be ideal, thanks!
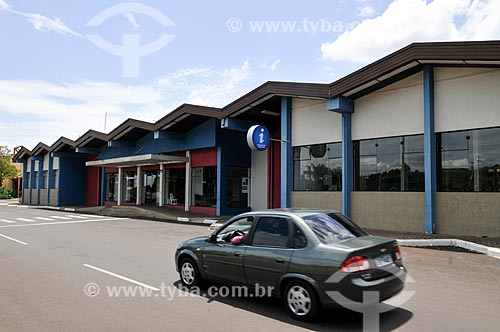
[1,204,499,332]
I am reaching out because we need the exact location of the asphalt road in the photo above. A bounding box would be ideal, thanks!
[1,202,499,332]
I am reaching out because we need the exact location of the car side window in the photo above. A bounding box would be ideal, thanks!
[293,225,308,249]
[216,217,253,243]
[251,217,289,248]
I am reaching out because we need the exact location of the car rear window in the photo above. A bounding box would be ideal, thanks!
[302,213,367,244]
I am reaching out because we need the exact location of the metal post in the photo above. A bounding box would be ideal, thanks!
[117,167,123,206]
[185,150,191,212]
[136,166,142,205]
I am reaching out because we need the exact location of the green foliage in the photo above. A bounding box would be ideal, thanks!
[0,187,11,199]
[0,146,19,186]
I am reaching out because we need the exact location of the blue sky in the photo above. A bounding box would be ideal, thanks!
[0,0,499,150]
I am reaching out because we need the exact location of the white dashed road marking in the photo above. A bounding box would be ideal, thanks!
[16,218,35,222]
[65,215,88,219]
[0,217,127,228]
[0,233,28,245]
[0,219,15,224]
[50,216,72,220]
[83,264,160,291]
[34,217,55,221]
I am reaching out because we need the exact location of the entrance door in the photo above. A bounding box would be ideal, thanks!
[142,170,159,205]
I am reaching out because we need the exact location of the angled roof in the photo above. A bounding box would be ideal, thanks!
[50,137,76,153]
[107,118,155,141]
[74,129,108,148]
[12,146,31,161]
[31,142,51,157]
[154,104,221,132]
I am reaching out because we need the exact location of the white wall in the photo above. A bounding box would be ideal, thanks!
[250,150,268,210]
[52,156,59,170]
[291,98,342,146]
[43,154,49,170]
[26,157,32,172]
[353,72,424,140]
[435,68,500,133]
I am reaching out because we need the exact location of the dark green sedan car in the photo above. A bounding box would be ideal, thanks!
[175,209,406,321]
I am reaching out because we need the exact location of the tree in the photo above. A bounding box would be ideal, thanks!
[0,146,18,187]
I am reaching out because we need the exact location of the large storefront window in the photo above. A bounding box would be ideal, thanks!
[142,170,159,205]
[191,166,217,207]
[122,171,137,203]
[293,143,342,191]
[438,127,500,192]
[227,167,250,208]
[165,168,185,205]
[105,173,118,201]
[354,135,424,191]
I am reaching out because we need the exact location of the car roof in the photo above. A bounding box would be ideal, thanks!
[243,208,340,218]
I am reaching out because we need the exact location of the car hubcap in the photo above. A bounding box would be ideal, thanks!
[181,262,195,285]
[287,285,311,316]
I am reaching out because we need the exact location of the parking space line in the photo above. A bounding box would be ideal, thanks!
[66,215,88,219]
[50,216,72,220]
[34,217,55,221]
[16,218,35,222]
[0,217,127,228]
[83,264,160,291]
[0,233,28,246]
[0,219,15,224]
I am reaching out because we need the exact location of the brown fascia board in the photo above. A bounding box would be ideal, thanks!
[154,104,221,131]
[12,146,31,162]
[31,142,51,156]
[74,129,108,147]
[327,40,500,98]
[107,118,155,140]
[50,137,76,152]
[219,81,330,118]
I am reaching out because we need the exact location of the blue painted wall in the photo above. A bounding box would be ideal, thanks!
[57,154,88,206]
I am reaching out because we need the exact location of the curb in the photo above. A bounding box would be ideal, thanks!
[397,239,500,260]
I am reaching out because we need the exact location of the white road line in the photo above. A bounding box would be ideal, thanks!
[34,217,55,221]
[0,203,8,206]
[0,219,15,224]
[0,217,127,228]
[65,215,88,219]
[0,233,28,245]
[50,216,72,220]
[16,218,35,222]
[83,264,159,291]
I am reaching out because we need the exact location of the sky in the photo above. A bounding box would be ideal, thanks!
[0,0,499,150]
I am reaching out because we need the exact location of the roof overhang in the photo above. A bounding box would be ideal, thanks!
[85,154,188,167]
[50,137,75,152]
[12,146,31,162]
[75,130,108,148]
[31,143,50,156]
[154,104,221,132]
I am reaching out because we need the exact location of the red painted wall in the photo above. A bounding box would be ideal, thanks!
[86,155,100,206]
[191,148,217,167]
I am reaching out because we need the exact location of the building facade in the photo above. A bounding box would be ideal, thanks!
[14,41,500,237]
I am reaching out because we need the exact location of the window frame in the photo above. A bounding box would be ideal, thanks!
[247,216,293,249]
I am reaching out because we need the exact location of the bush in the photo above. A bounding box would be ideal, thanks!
[0,187,11,199]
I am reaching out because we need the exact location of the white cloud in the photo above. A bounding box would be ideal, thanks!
[124,12,140,30]
[357,5,376,17]
[0,60,254,149]
[259,58,281,72]
[1,0,83,38]
[321,0,500,63]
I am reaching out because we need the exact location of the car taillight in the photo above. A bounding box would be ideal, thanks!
[340,256,371,273]
[395,246,402,261]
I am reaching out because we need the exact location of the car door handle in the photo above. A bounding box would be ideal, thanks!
[234,251,242,257]
[275,258,285,263]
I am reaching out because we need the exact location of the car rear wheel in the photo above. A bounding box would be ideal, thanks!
[179,258,201,287]
[284,280,319,322]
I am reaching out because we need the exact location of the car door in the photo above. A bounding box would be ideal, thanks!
[201,216,253,284]
[243,216,293,290]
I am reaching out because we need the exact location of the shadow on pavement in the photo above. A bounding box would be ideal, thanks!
[174,281,413,331]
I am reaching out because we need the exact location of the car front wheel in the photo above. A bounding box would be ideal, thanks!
[179,258,201,287]
[284,280,319,322]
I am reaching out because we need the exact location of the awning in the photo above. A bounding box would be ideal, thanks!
[85,154,188,167]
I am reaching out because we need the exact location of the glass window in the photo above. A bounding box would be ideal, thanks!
[43,171,48,189]
[142,170,159,205]
[191,166,217,207]
[26,172,30,189]
[293,142,342,191]
[33,171,38,189]
[303,213,366,244]
[227,167,250,208]
[165,168,185,205]
[438,127,500,192]
[251,217,289,248]
[293,225,308,249]
[105,173,118,201]
[51,170,58,189]
[354,135,424,191]
[122,171,137,203]
[216,217,253,243]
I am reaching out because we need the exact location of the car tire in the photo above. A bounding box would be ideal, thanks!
[179,257,201,288]
[283,280,319,322]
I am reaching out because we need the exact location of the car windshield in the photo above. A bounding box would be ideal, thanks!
[302,213,367,244]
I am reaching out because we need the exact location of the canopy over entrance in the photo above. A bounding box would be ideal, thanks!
[85,154,188,167]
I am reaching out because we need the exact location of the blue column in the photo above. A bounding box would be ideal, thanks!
[280,96,293,208]
[29,158,35,204]
[20,160,27,204]
[328,96,354,217]
[38,159,44,205]
[100,167,106,206]
[423,65,437,234]
[216,146,223,216]
[47,155,53,205]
